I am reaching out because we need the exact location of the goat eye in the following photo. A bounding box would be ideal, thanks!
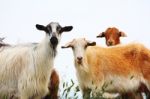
[46,26,52,34]
[57,26,61,32]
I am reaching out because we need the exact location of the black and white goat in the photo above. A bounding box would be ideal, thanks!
[0,22,73,99]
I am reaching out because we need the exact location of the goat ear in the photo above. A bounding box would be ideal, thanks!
[119,31,127,37]
[61,42,72,48]
[96,32,105,38]
[87,41,96,46]
[60,26,73,33]
[36,24,47,31]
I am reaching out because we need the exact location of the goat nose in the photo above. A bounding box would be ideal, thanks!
[50,36,58,48]
[77,56,83,61]
[108,41,113,46]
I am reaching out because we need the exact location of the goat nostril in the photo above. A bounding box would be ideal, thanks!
[108,41,113,45]
[77,57,82,60]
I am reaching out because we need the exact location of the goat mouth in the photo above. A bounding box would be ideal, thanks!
[77,60,82,65]
[107,42,114,46]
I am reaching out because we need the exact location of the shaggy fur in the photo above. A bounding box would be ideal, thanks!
[0,40,53,99]
[0,38,60,99]
[0,22,73,99]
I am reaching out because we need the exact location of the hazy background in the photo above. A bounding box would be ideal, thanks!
[0,0,150,98]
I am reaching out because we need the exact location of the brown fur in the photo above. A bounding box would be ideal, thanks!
[87,43,149,83]
[44,69,59,99]
[49,69,59,99]
[97,28,144,99]
[86,43,150,98]
[97,27,126,46]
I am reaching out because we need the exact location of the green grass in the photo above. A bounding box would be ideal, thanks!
[60,79,121,99]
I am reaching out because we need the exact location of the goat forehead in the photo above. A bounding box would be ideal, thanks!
[106,32,119,38]
[74,39,86,46]
[47,22,61,32]
[50,22,60,27]
[74,44,85,56]
[106,28,119,34]
[74,42,84,48]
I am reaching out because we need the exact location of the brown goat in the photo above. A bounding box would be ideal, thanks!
[97,27,127,46]
[96,28,145,99]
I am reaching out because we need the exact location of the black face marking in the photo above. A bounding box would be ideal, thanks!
[50,36,58,49]
[46,25,52,34]
[56,25,62,33]
[50,36,58,57]
[46,24,61,35]
[35,22,73,57]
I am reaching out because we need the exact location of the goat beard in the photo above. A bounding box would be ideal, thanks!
[75,61,89,73]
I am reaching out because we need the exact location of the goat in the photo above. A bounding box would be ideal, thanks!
[96,27,126,46]
[0,22,73,99]
[0,38,60,99]
[62,38,150,99]
[96,27,144,99]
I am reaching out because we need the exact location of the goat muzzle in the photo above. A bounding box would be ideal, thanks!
[50,36,58,48]
[77,56,83,65]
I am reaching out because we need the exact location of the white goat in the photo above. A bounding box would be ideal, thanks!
[62,38,150,99]
[0,22,73,99]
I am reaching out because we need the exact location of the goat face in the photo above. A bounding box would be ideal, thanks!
[62,38,96,65]
[36,22,73,49]
[97,27,126,46]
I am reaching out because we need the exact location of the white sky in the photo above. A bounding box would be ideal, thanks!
[0,0,150,97]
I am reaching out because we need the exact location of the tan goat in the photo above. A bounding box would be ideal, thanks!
[62,38,150,99]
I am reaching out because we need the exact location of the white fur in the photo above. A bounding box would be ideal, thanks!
[0,22,71,99]
[0,37,54,99]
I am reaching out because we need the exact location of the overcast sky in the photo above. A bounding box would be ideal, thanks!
[0,0,150,97]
